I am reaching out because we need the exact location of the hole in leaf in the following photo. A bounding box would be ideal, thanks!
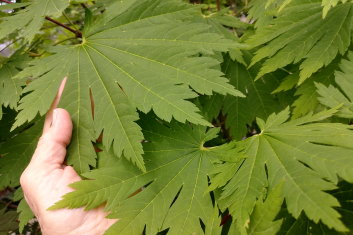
[169,185,183,208]
[308,141,334,147]
[156,228,169,235]
[199,218,206,232]
[128,180,154,198]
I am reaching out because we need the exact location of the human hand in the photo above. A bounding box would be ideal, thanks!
[20,79,116,235]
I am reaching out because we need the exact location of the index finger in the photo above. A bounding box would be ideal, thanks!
[43,77,67,133]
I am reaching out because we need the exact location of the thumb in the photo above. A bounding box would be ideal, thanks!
[31,108,73,167]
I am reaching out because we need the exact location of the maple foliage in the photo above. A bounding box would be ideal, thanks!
[1,0,353,234]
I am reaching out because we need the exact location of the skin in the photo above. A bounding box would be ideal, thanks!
[20,78,116,235]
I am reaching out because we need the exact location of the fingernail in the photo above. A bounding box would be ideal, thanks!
[52,109,58,127]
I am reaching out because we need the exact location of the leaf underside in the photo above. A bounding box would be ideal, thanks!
[12,0,242,173]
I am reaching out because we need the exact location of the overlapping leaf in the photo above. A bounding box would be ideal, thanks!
[322,0,351,17]
[12,189,34,233]
[12,0,242,173]
[317,51,353,118]
[0,208,18,235]
[214,108,353,233]
[204,11,249,65]
[251,0,351,18]
[221,54,289,139]
[50,119,230,235]
[0,53,29,119]
[278,182,353,235]
[286,57,337,118]
[248,0,275,28]
[0,0,69,42]
[247,183,284,235]
[248,0,353,83]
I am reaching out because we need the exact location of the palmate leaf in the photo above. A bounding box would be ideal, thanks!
[0,120,42,190]
[50,118,232,235]
[248,0,353,84]
[317,51,353,118]
[215,108,353,233]
[0,0,69,42]
[12,0,242,173]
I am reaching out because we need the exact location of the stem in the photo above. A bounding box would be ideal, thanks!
[45,17,82,38]
[28,52,43,57]
[0,0,82,38]
[216,0,221,11]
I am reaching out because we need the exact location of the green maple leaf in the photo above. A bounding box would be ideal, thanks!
[49,118,232,234]
[317,51,353,119]
[248,0,353,84]
[0,120,42,190]
[221,54,289,140]
[12,0,242,173]
[0,0,69,42]
[215,108,353,233]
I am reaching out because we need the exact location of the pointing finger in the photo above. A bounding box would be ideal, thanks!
[31,108,73,168]
[43,77,67,134]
